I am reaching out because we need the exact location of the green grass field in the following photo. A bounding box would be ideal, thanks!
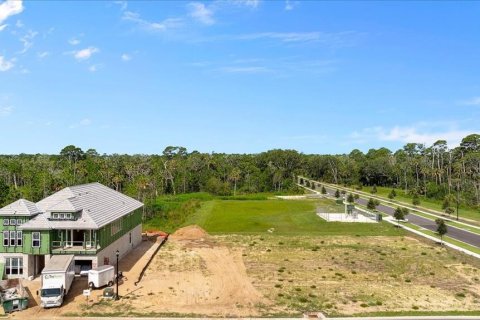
[183,199,404,236]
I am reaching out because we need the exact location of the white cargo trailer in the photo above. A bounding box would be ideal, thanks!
[88,265,115,289]
[39,255,75,308]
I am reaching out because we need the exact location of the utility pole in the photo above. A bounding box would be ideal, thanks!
[115,249,120,300]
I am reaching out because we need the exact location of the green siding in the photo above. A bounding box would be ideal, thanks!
[0,210,142,256]
[97,209,142,253]
[0,216,50,255]
[0,216,49,255]
[21,230,50,255]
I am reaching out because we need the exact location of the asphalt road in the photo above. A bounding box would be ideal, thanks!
[322,186,480,248]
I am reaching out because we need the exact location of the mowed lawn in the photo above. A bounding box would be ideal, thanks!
[185,199,404,236]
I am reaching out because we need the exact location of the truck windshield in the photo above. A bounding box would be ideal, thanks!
[41,288,61,297]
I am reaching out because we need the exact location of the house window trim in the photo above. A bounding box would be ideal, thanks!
[16,231,22,247]
[3,219,9,226]
[5,257,23,276]
[32,232,41,248]
[9,231,16,246]
[9,219,16,226]
[3,231,9,247]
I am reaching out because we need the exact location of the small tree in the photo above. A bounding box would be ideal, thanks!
[388,189,396,200]
[412,194,420,206]
[311,183,316,190]
[442,196,450,211]
[335,189,340,198]
[436,218,448,245]
[371,184,377,194]
[305,180,311,188]
[321,186,327,195]
[445,207,455,216]
[394,207,404,226]
[367,198,377,211]
[299,178,304,185]
[347,193,355,203]
[354,194,360,200]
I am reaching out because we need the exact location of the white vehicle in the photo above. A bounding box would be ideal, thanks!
[39,255,75,308]
[88,265,115,289]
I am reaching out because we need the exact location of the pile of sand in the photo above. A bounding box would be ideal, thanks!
[171,225,209,240]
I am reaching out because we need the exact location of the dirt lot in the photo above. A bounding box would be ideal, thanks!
[10,225,480,318]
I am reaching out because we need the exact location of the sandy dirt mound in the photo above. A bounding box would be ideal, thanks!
[171,225,209,240]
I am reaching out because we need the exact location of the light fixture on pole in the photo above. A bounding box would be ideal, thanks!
[115,249,119,300]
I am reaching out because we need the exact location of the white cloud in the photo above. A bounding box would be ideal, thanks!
[0,0,23,25]
[350,124,474,147]
[80,118,91,126]
[221,66,270,73]
[0,105,13,117]
[122,10,182,32]
[69,38,80,45]
[88,64,102,72]
[15,19,22,28]
[121,53,131,61]
[232,0,260,8]
[284,0,295,11]
[459,97,480,106]
[236,31,362,47]
[37,51,49,59]
[114,0,127,11]
[238,32,326,43]
[0,24,7,31]
[188,2,215,25]
[0,55,15,71]
[69,118,92,129]
[73,47,99,61]
[19,29,38,54]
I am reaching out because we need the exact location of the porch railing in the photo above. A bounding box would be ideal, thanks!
[51,241,98,250]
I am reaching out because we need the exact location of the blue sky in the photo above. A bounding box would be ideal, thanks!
[0,0,479,155]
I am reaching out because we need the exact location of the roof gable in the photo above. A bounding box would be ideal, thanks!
[0,199,41,216]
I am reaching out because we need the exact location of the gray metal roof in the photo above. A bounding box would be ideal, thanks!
[42,255,74,273]
[19,182,143,230]
[0,199,42,216]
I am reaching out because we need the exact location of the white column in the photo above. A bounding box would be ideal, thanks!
[70,229,73,247]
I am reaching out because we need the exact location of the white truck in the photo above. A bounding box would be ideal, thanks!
[88,265,115,289]
[39,255,75,308]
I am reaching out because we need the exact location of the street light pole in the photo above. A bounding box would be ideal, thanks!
[115,249,119,300]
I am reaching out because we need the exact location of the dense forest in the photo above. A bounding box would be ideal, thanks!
[0,134,479,213]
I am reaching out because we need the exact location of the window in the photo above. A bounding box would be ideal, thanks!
[9,219,16,226]
[32,232,41,248]
[5,257,23,276]
[16,219,22,226]
[111,220,122,236]
[3,231,9,247]
[3,219,9,226]
[51,212,74,220]
[9,231,15,246]
[16,231,22,247]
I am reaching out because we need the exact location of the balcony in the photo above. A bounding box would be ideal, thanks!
[51,240,99,255]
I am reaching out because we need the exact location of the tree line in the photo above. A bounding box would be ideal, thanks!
[0,134,479,214]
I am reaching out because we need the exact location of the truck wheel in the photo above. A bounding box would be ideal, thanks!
[89,282,95,289]
[107,281,113,287]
